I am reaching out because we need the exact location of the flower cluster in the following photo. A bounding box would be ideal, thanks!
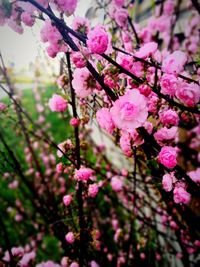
[74,168,93,182]
[41,20,67,58]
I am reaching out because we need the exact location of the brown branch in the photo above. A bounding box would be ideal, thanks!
[66,52,85,267]
[191,0,200,15]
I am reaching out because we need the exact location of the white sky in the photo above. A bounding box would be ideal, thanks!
[0,0,92,70]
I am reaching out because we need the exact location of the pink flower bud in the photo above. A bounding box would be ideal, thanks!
[88,184,99,198]
[63,195,72,206]
[111,176,123,192]
[70,118,80,127]
[173,186,191,204]
[65,232,75,244]
[71,51,87,68]
[56,163,63,173]
[0,102,7,111]
[87,25,109,54]
[162,173,173,192]
[158,146,177,169]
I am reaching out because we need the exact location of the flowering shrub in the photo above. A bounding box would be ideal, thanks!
[0,0,200,266]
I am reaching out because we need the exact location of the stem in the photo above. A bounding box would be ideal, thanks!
[0,84,77,167]
[128,16,140,47]
[112,46,199,85]
[0,217,15,267]
[191,0,200,15]
[168,0,182,51]
[125,147,137,266]
[66,52,85,267]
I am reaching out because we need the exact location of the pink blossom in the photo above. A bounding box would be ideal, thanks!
[0,102,6,111]
[158,146,177,169]
[146,65,160,84]
[162,173,173,192]
[65,232,75,244]
[129,61,144,78]
[117,54,133,72]
[188,168,200,184]
[135,42,158,59]
[72,68,96,98]
[56,0,77,16]
[21,12,35,26]
[139,26,152,43]
[7,18,23,34]
[114,228,122,242]
[147,94,159,113]
[160,74,179,96]
[120,130,143,156]
[61,257,68,266]
[9,180,19,189]
[74,168,93,181]
[19,251,36,267]
[71,51,87,68]
[173,187,191,204]
[155,254,161,261]
[110,90,148,131]
[69,262,79,267]
[40,19,66,58]
[163,0,174,16]
[72,16,90,34]
[194,240,200,247]
[144,121,153,134]
[117,54,144,77]
[111,176,123,192]
[63,195,72,206]
[120,131,132,157]
[15,214,23,222]
[17,1,38,13]
[38,115,45,124]
[3,247,24,262]
[147,16,170,34]
[154,126,178,145]
[41,20,59,44]
[176,82,200,107]
[90,260,100,267]
[140,253,146,260]
[57,74,68,89]
[138,84,152,97]
[36,103,44,113]
[87,25,109,54]
[170,221,178,230]
[48,94,68,112]
[104,75,119,89]
[113,0,124,7]
[162,51,187,75]
[70,118,80,127]
[88,184,99,198]
[114,8,129,28]
[36,260,61,267]
[46,44,58,58]
[96,108,115,134]
[56,163,63,173]
[160,109,179,126]
[57,139,73,158]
